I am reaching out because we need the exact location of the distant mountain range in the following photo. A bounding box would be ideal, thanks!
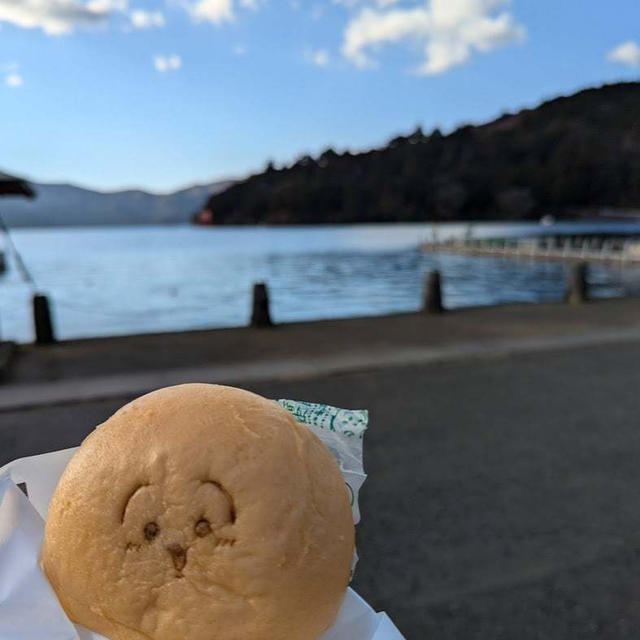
[0,180,231,227]
[205,82,640,224]
[6,82,640,228]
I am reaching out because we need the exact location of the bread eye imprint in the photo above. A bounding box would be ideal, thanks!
[195,519,212,537]
[123,481,235,548]
[144,522,160,541]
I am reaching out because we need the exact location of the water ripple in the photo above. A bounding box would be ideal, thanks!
[0,223,638,342]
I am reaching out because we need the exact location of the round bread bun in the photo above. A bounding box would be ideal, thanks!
[42,384,355,640]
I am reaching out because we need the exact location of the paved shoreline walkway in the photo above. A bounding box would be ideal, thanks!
[3,298,640,638]
[3,297,640,410]
[6,297,640,385]
[2,324,640,411]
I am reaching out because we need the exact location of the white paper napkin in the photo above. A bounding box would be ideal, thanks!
[0,475,80,640]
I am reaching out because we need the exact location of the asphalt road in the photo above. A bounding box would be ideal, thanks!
[3,340,640,638]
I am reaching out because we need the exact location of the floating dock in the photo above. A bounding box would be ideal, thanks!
[422,231,640,264]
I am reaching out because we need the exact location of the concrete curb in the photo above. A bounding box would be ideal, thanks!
[1,326,639,412]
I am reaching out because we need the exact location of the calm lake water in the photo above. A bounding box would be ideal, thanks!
[1,222,640,343]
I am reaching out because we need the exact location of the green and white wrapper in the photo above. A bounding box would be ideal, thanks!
[278,400,368,580]
[277,399,368,525]
[0,400,404,640]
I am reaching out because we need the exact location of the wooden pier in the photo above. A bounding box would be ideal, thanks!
[422,232,640,265]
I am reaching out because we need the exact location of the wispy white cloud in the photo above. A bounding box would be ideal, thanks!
[130,9,164,28]
[305,48,330,67]
[0,0,121,35]
[334,0,403,7]
[341,0,525,75]
[186,0,263,25]
[607,41,640,67]
[0,0,167,36]
[5,72,23,87]
[86,0,127,11]
[189,0,233,24]
[1,62,23,88]
[153,54,182,72]
[233,43,247,55]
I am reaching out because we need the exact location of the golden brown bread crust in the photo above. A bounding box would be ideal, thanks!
[41,384,354,640]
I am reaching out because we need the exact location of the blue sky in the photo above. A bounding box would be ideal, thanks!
[0,0,639,193]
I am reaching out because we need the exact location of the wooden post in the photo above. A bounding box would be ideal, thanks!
[565,262,588,305]
[250,282,273,327]
[423,270,444,314]
[33,293,56,344]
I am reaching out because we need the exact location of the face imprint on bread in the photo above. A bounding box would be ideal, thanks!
[42,385,356,640]
[120,476,237,582]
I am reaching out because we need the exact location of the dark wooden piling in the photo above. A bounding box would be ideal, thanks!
[33,294,56,344]
[423,270,444,314]
[565,262,588,305]
[250,282,273,327]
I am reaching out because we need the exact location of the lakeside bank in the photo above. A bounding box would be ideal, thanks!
[2,295,640,393]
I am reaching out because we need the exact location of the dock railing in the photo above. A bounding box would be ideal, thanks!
[421,233,640,265]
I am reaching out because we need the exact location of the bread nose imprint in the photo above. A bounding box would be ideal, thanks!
[167,544,187,572]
